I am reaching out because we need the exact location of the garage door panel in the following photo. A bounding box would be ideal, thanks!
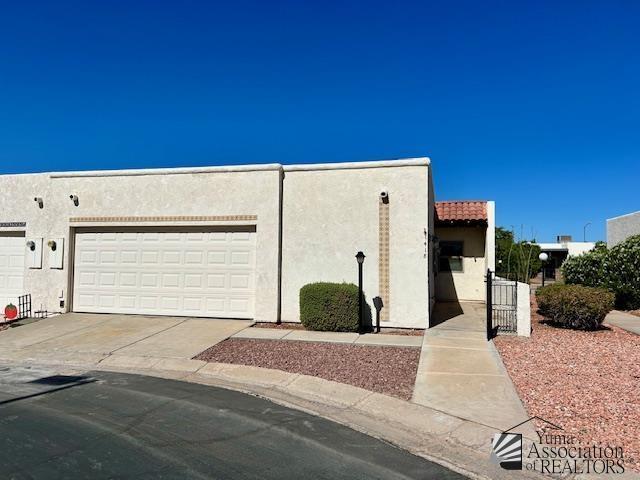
[73,229,256,318]
[0,234,26,306]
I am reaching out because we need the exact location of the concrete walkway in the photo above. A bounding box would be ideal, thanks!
[232,326,423,347]
[605,310,640,335]
[412,302,535,437]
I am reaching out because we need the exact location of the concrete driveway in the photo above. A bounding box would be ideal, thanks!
[0,313,251,366]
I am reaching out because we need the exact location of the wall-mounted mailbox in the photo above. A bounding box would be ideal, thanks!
[26,237,43,269]
[47,237,64,269]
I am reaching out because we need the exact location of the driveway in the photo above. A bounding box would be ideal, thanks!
[0,313,251,366]
[0,365,464,479]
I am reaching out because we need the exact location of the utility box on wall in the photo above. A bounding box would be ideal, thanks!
[48,237,64,269]
[26,237,43,269]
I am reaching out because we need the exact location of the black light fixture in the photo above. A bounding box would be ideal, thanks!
[539,252,549,287]
[355,251,365,333]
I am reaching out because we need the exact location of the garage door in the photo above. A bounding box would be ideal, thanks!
[0,233,25,307]
[72,228,256,318]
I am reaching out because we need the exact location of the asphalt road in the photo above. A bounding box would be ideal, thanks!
[0,365,466,479]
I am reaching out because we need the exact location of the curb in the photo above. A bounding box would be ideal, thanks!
[1,354,546,480]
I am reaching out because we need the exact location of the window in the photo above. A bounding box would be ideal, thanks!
[439,241,464,272]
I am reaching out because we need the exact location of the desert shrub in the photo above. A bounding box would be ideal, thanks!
[300,282,360,332]
[536,284,615,330]
[602,235,640,310]
[561,246,606,288]
[534,283,565,317]
[562,235,640,310]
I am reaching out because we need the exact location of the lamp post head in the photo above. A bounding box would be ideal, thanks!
[356,251,365,265]
[539,252,549,262]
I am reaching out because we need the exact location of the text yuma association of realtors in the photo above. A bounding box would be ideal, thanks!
[527,431,625,475]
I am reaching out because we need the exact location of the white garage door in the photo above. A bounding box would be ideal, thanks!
[72,228,256,318]
[0,233,25,307]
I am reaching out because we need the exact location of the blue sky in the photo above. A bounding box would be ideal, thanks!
[1,1,638,242]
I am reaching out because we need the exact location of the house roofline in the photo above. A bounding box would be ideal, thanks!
[35,157,430,178]
[607,210,640,222]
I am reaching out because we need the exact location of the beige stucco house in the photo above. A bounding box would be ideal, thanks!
[0,157,494,330]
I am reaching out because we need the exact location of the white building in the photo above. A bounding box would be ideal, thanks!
[607,210,640,247]
[0,157,495,329]
[538,236,595,280]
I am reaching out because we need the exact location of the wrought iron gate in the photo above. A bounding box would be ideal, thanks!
[486,270,517,340]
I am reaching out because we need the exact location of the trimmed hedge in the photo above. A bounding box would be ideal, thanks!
[562,235,640,310]
[535,284,615,330]
[299,282,360,332]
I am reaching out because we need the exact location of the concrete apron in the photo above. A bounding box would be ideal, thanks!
[412,302,536,439]
[0,313,252,365]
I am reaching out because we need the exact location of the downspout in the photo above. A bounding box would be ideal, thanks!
[276,167,284,324]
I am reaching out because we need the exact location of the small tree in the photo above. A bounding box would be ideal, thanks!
[495,227,542,283]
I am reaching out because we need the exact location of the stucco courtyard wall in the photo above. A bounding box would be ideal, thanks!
[0,167,282,321]
[434,225,486,302]
[280,162,431,329]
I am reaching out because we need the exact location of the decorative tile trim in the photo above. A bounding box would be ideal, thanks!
[69,215,257,223]
[379,199,390,322]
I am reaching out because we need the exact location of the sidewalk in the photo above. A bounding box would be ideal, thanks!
[605,310,640,335]
[412,302,535,438]
[232,327,423,347]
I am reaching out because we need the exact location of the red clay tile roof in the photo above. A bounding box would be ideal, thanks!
[435,201,487,224]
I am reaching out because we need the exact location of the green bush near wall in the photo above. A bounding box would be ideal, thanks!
[562,235,640,310]
[299,282,360,332]
[536,284,615,330]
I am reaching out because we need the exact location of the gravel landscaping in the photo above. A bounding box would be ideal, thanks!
[194,338,420,400]
[495,296,640,472]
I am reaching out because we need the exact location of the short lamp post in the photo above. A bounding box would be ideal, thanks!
[539,252,549,287]
[356,251,365,333]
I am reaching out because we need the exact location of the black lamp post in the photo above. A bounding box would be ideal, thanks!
[539,252,548,287]
[356,251,365,333]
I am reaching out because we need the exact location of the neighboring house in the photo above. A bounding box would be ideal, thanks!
[607,210,640,247]
[538,236,595,280]
[0,157,494,329]
[433,201,495,302]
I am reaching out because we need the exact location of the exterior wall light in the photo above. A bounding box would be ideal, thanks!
[34,197,43,209]
[47,240,57,251]
[26,240,36,251]
[69,194,79,206]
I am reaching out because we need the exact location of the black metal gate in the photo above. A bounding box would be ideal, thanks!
[485,270,517,340]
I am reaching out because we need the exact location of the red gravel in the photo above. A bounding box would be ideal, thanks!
[495,296,640,472]
[194,338,420,400]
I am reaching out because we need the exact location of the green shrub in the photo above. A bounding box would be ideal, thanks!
[562,235,640,310]
[602,235,640,310]
[534,283,565,317]
[535,284,615,330]
[300,282,361,332]
[561,246,607,288]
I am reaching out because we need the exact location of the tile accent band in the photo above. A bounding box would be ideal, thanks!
[69,215,258,223]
